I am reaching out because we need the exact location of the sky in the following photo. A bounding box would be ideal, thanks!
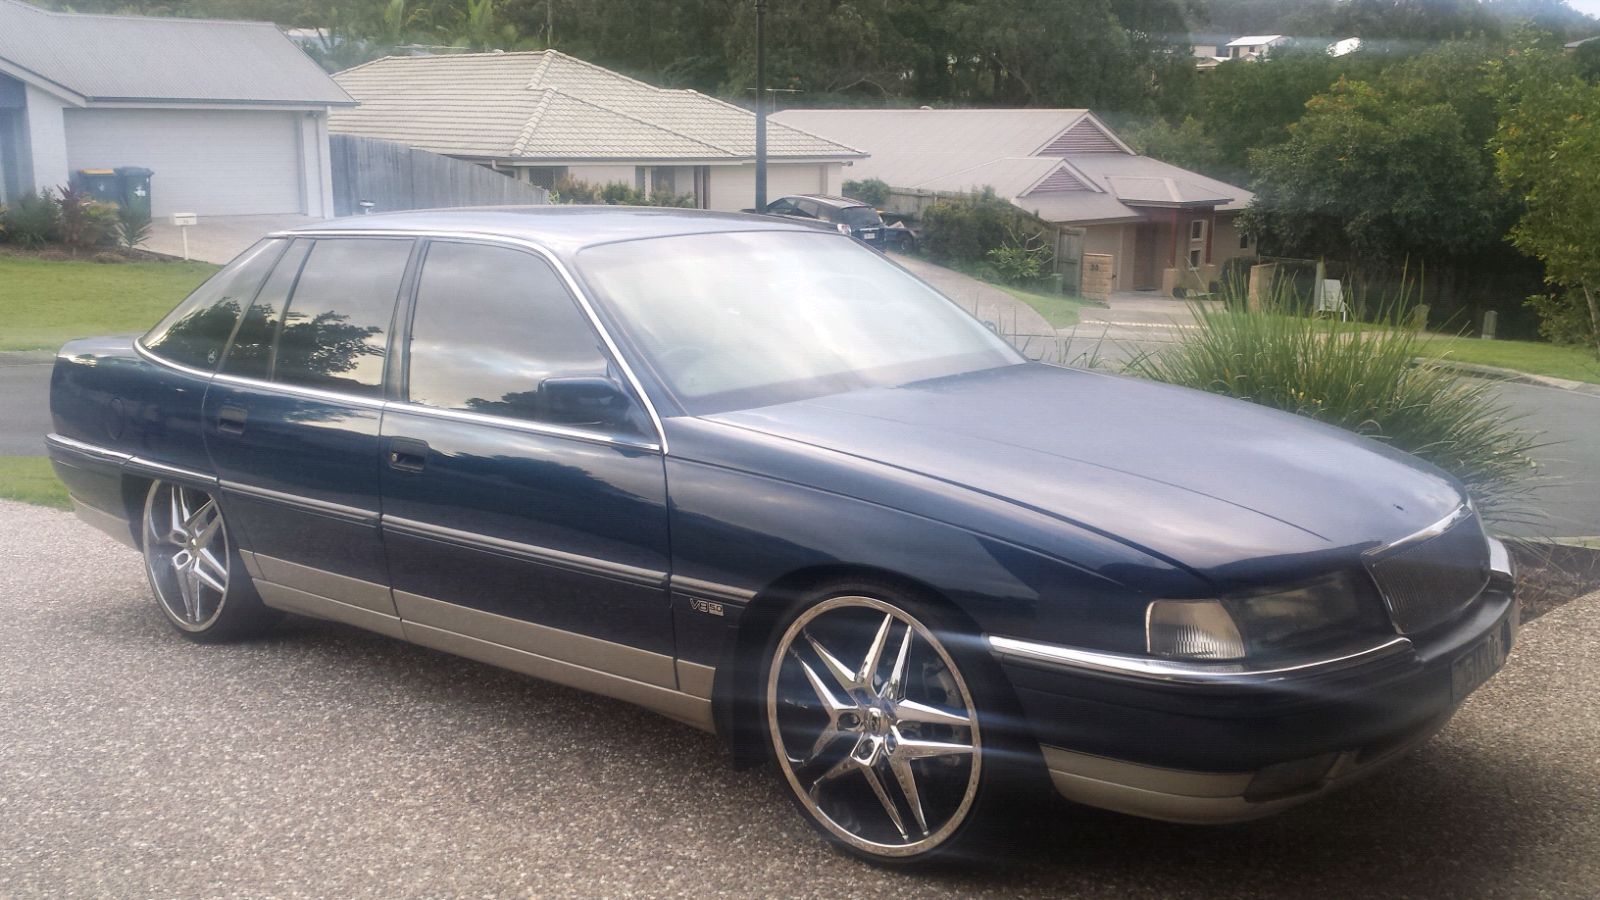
[1568,0,1600,17]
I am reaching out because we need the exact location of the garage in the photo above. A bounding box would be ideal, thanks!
[65,108,306,217]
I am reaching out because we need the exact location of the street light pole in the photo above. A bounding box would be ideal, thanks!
[754,0,767,211]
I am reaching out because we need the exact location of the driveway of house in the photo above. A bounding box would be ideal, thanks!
[143,214,320,265]
[0,500,1595,897]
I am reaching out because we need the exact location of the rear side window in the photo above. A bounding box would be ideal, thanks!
[272,238,413,397]
[405,241,614,425]
[143,240,284,371]
[221,239,310,381]
[838,206,883,228]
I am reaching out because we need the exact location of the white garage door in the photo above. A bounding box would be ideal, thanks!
[64,109,304,217]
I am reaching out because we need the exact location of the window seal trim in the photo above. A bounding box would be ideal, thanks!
[268,228,670,454]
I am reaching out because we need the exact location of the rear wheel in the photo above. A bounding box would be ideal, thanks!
[764,587,1026,864]
[141,480,276,642]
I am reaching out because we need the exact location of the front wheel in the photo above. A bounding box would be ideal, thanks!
[764,588,1026,865]
[141,480,277,642]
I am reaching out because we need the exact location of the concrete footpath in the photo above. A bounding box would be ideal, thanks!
[0,498,1596,898]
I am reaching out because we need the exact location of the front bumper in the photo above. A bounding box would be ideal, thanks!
[990,582,1516,824]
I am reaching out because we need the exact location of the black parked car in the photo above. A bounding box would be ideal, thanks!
[46,208,1514,866]
[764,194,888,248]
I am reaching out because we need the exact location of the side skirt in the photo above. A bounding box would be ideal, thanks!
[244,552,714,732]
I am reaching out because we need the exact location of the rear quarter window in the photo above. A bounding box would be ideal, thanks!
[142,240,285,371]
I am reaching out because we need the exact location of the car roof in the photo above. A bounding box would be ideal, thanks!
[779,194,868,209]
[277,205,827,257]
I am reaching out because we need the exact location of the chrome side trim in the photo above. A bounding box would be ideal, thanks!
[133,340,217,381]
[382,515,667,588]
[126,456,218,486]
[670,575,757,604]
[254,553,398,616]
[45,433,132,464]
[263,228,671,454]
[211,370,388,409]
[402,621,714,731]
[256,580,406,640]
[220,480,378,525]
[1364,504,1475,560]
[394,590,675,687]
[383,400,659,452]
[987,634,1413,685]
[675,660,717,700]
[70,498,138,549]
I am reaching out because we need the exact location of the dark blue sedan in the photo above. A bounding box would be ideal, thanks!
[45,208,1515,865]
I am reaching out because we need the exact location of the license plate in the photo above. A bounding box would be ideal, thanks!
[1451,620,1510,701]
[861,229,879,240]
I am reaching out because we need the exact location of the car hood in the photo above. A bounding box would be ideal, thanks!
[703,363,1465,586]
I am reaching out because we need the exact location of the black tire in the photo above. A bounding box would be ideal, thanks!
[140,480,279,643]
[761,579,1043,866]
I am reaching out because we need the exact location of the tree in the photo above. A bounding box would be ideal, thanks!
[1492,38,1600,353]
[1242,77,1502,269]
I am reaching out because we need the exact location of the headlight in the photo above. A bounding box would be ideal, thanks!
[1147,572,1384,662]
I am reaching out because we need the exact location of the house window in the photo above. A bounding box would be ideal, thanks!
[1189,248,1203,268]
[522,167,567,190]
[1189,219,1206,242]
[650,167,677,196]
[1240,231,1251,250]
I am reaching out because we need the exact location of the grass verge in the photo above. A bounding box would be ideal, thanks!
[0,256,219,351]
[1429,336,1600,385]
[997,284,1092,328]
[0,456,71,510]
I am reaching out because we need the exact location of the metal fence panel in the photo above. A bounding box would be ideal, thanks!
[330,135,548,216]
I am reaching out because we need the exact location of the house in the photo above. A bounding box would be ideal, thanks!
[0,0,352,217]
[770,108,1255,297]
[329,51,865,211]
[1225,35,1287,60]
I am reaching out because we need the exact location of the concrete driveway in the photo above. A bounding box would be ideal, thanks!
[144,214,319,265]
[0,500,1596,898]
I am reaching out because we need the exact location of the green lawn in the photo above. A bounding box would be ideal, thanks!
[1427,335,1600,385]
[0,456,70,509]
[0,256,219,351]
[997,284,1094,328]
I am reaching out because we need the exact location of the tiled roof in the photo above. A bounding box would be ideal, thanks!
[0,0,350,105]
[770,107,1252,226]
[330,51,862,162]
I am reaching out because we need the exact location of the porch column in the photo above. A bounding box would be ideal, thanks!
[22,84,70,194]
[1169,208,1180,269]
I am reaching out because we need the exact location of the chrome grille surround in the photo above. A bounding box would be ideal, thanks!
[1364,506,1491,635]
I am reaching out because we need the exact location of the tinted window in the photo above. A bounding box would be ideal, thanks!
[796,199,822,218]
[143,240,284,370]
[221,239,310,381]
[766,198,801,216]
[273,238,413,397]
[406,242,615,426]
[838,206,883,228]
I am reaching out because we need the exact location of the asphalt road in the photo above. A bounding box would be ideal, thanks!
[1,500,1597,898]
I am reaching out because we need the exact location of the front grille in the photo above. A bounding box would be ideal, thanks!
[1366,511,1490,635]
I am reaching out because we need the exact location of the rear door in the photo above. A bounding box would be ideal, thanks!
[204,236,418,632]
[378,239,674,682]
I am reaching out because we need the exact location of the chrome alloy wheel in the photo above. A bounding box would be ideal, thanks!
[143,481,231,631]
[767,596,982,858]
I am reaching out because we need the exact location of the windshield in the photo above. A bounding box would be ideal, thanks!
[578,231,1022,413]
[837,206,883,228]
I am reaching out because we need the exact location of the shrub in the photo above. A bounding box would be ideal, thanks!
[1123,302,1541,524]
[985,224,1053,284]
[842,177,891,207]
[117,205,153,249]
[56,186,119,250]
[1,190,61,247]
[919,188,1053,269]
[550,176,694,208]
[1525,291,1599,351]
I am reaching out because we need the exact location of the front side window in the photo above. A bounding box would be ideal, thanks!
[578,231,1021,413]
[406,241,624,428]
[272,238,413,397]
[143,239,285,371]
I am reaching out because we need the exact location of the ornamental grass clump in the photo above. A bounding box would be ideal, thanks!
[1124,300,1542,525]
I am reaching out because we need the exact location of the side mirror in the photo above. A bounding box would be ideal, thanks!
[539,375,634,430]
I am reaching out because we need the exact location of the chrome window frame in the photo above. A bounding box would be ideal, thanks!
[134,228,670,455]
